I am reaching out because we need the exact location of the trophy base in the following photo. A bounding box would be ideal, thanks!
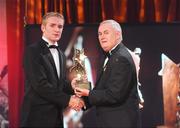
[77,81,91,90]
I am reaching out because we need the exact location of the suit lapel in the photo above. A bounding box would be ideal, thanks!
[40,39,59,79]
[95,43,123,88]
[47,53,59,79]
[95,56,106,87]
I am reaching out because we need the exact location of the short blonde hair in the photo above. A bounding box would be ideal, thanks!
[42,12,64,25]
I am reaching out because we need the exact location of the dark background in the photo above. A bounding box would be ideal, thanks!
[25,23,180,127]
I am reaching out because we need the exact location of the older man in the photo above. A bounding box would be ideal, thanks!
[74,20,140,128]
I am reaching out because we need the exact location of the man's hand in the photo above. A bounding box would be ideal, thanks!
[68,95,84,111]
[71,77,79,90]
[75,87,90,97]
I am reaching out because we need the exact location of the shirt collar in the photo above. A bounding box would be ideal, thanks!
[42,36,58,47]
[109,42,120,55]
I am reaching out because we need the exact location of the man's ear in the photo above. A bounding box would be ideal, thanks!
[41,25,45,32]
[116,31,121,40]
[116,31,121,36]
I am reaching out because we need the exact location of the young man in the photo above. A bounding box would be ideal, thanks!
[20,12,84,127]
[73,20,140,127]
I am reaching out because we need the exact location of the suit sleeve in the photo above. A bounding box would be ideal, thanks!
[88,56,135,106]
[63,79,74,95]
[24,47,71,109]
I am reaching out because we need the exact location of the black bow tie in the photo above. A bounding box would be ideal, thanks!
[49,45,59,49]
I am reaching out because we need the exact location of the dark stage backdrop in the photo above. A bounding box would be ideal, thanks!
[25,23,180,127]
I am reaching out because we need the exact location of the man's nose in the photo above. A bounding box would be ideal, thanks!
[100,34,106,39]
[55,26,60,32]
[99,34,104,39]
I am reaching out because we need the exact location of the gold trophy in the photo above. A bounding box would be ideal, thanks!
[70,49,91,90]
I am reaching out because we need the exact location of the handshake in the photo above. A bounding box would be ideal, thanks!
[68,77,90,111]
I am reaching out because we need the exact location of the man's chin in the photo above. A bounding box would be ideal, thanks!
[53,38,60,42]
[102,47,109,52]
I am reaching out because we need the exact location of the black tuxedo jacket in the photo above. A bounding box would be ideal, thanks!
[86,43,140,128]
[20,39,73,127]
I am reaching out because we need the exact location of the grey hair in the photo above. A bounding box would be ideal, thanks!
[100,19,122,33]
[100,19,123,41]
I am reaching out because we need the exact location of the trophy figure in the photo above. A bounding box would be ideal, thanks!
[70,49,91,90]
